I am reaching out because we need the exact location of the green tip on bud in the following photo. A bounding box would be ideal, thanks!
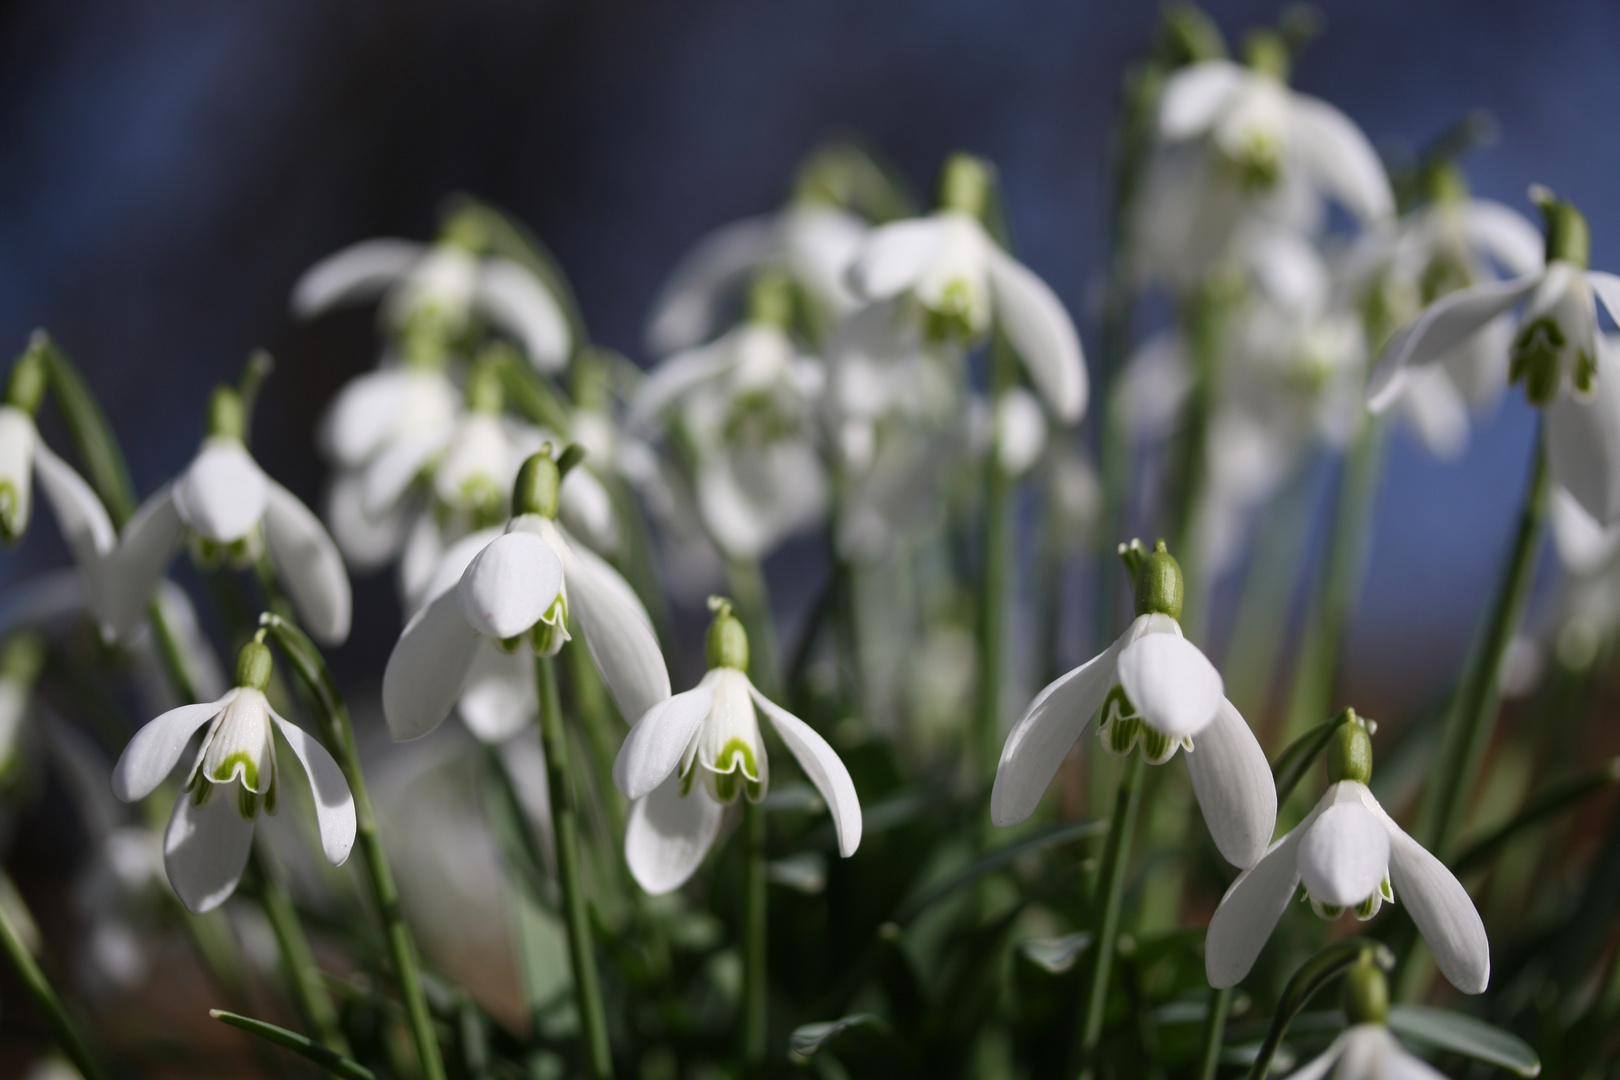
[1121,538,1184,620]
[513,450,561,519]
[1530,185,1590,269]
[705,595,750,671]
[1326,709,1374,785]
[467,351,508,414]
[746,270,795,330]
[1342,951,1390,1025]
[4,339,48,416]
[234,640,273,692]
[938,153,993,220]
[207,386,245,441]
[1243,29,1291,81]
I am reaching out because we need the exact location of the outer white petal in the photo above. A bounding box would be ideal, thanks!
[1546,341,1620,525]
[991,635,1123,827]
[1287,95,1394,222]
[458,644,537,743]
[558,466,620,556]
[455,531,563,640]
[1297,801,1390,907]
[418,525,505,609]
[382,589,483,741]
[1206,794,1331,988]
[1116,633,1223,738]
[1400,370,1471,460]
[33,442,115,564]
[645,215,782,355]
[750,683,862,857]
[111,691,236,802]
[1276,1030,1349,1080]
[613,676,717,800]
[1586,270,1620,329]
[271,712,356,866]
[847,218,946,301]
[1549,484,1620,573]
[1367,275,1539,410]
[318,370,411,467]
[263,482,353,644]
[362,429,450,517]
[986,247,1088,423]
[324,470,409,571]
[995,387,1049,475]
[101,486,184,642]
[1185,698,1276,869]
[1158,60,1245,139]
[291,238,422,316]
[477,256,572,371]
[628,340,736,431]
[173,441,268,543]
[1378,1028,1453,1080]
[162,787,255,914]
[1467,201,1545,277]
[1362,789,1490,993]
[625,772,724,894]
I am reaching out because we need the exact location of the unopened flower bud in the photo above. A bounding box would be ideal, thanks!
[705,596,750,672]
[1341,952,1389,1025]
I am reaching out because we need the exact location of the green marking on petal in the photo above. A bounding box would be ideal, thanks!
[1379,874,1394,902]
[1510,315,1567,406]
[1139,724,1176,765]
[530,594,571,657]
[212,751,259,790]
[708,737,761,804]
[238,784,262,821]
[1310,899,1345,920]
[1353,893,1382,920]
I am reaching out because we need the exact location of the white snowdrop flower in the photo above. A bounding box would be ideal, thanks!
[846,155,1087,424]
[613,597,861,894]
[383,449,669,741]
[992,540,1276,869]
[1370,190,1620,524]
[1206,718,1489,994]
[1279,954,1451,1080]
[292,232,571,372]
[105,387,352,645]
[110,639,355,914]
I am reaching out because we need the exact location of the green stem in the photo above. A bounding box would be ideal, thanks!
[537,654,613,1080]
[1197,986,1232,1080]
[1418,434,1550,857]
[727,559,780,701]
[1169,289,1222,638]
[976,335,1018,794]
[741,799,768,1076]
[1246,939,1388,1080]
[0,868,110,1080]
[249,847,350,1058]
[1076,752,1144,1078]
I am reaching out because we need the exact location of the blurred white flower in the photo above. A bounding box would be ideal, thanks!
[1279,1023,1448,1080]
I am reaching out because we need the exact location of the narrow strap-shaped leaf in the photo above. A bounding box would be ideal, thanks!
[1246,938,1393,1080]
[790,1013,887,1056]
[1387,1006,1541,1077]
[1271,708,1355,804]
[1452,757,1620,876]
[210,1009,378,1080]
[34,332,136,526]
[498,350,574,434]
[892,815,1106,926]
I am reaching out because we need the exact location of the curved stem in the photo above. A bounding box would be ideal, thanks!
[1076,752,1144,1079]
[0,868,110,1080]
[741,799,768,1076]
[1197,985,1232,1080]
[537,654,614,1080]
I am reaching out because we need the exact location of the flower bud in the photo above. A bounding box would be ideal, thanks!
[234,640,273,692]
[705,596,750,672]
[466,352,506,414]
[512,449,560,520]
[1132,540,1184,620]
[937,153,993,220]
[207,386,245,441]
[4,341,48,416]
[1341,952,1389,1025]
[746,270,795,330]
[1531,186,1590,269]
[1326,712,1373,785]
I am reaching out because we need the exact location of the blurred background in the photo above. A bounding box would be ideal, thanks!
[0,0,1618,1070]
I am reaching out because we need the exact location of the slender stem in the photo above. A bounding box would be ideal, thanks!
[975,335,1018,793]
[1076,752,1144,1078]
[741,799,768,1076]
[537,654,613,1080]
[1168,289,1221,638]
[0,868,110,1080]
[1419,433,1550,857]
[1196,986,1232,1080]
[249,846,350,1057]
[727,559,780,701]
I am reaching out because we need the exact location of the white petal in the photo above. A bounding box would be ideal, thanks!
[1275,1032,1349,1080]
[477,256,572,371]
[1467,200,1545,277]
[111,691,235,802]
[173,441,268,542]
[1287,95,1393,222]
[1546,344,1620,525]
[33,441,116,563]
[318,370,412,467]
[625,773,723,894]
[1297,801,1390,907]
[418,525,505,609]
[458,643,537,743]
[558,467,621,556]
[991,636,1123,827]
[986,247,1088,423]
[291,238,422,316]
[645,215,782,355]
[1157,60,1245,139]
[613,679,717,800]
[272,713,355,866]
[323,469,409,571]
[1400,369,1471,460]
[1205,801,1322,988]
[362,429,450,517]
[263,482,353,645]
[382,588,482,741]
[1381,1030,1453,1080]
[628,339,736,430]
[543,521,670,724]
[101,486,183,643]
[847,218,947,301]
[162,787,255,913]
[455,531,563,640]
[995,387,1049,475]
[1363,790,1490,993]
[1184,698,1277,869]
[751,683,862,857]
[1367,276,1539,411]
[1586,270,1620,329]
[1116,633,1223,738]
[1549,484,1620,573]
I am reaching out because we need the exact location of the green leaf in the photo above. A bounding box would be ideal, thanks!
[1451,757,1620,875]
[1271,708,1355,804]
[789,1013,886,1056]
[1387,1006,1541,1077]
[1018,932,1092,974]
[210,1009,378,1079]
[259,614,348,752]
[34,333,137,526]
[891,815,1106,927]
[1246,938,1393,1080]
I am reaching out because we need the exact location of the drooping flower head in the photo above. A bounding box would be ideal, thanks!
[1278,952,1453,1080]
[111,637,356,913]
[993,539,1276,868]
[613,597,862,894]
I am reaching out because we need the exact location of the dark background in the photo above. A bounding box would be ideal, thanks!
[1,0,1617,715]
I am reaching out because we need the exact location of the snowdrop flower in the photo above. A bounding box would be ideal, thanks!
[1279,954,1449,1080]
[992,540,1275,869]
[105,387,352,645]
[612,597,861,894]
[111,639,356,914]
[383,448,669,740]
[1206,717,1489,994]
[1370,189,1620,524]
[293,226,571,372]
[846,153,1087,424]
